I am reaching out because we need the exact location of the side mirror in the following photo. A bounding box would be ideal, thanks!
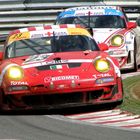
[98,43,109,51]
[0,52,3,61]
[127,22,137,29]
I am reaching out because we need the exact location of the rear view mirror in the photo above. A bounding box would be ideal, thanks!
[127,22,137,29]
[98,43,109,51]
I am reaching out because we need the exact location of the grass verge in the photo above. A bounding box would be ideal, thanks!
[118,75,140,114]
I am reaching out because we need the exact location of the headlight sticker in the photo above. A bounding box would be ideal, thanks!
[7,66,24,80]
[110,34,124,46]
[0,63,19,85]
[94,58,110,72]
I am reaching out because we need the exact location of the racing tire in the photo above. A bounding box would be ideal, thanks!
[0,90,10,111]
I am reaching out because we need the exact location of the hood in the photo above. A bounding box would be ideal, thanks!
[17,52,102,80]
[92,28,124,43]
[6,51,114,84]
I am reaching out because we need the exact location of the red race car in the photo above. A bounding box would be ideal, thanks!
[0,24,123,111]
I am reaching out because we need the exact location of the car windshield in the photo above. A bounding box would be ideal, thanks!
[5,35,99,58]
[57,15,126,28]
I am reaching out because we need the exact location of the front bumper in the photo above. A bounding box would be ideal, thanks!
[3,77,123,110]
[109,50,135,70]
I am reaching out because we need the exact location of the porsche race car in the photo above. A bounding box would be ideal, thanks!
[0,24,123,110]
[56,6,140,71]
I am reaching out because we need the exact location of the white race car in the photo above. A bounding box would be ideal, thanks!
[56,6,140,71]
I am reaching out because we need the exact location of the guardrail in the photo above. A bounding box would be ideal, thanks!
[0,0,139,35]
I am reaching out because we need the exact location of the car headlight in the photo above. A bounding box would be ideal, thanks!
[110,35,124,46]
[94,59,110,72]
[6,66,24,80]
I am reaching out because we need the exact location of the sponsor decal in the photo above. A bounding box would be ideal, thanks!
[46,31,53,37]
[92,73,112,79]
[29,30,68,38]
[59,10,75,18]
[75,13,86,16]
[51,75,79,81]
[50,65,62,69]
[60,6,122,18]
[96,77,114,84]
[31,33,44,38]
[108,50,127,55]
[44,75,79,82]
[67,28,90,36]
[125,41,132,44]
[82,10,104,16]
[11,81,28,85]
[22,59,92,69]
[52,60,68,64]
[92,11,104,15]
[8,32,30,45]
[105,9,123,16]
[45,31,67,36]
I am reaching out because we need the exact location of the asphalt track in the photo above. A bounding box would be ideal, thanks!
[0,72,140,140]
[0,113,139,140]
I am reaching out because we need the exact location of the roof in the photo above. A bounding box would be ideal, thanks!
[9,24,83,35]
[7,24,92,45]
[58,6,124,18]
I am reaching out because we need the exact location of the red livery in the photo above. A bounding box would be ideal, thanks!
[0,24,123,110]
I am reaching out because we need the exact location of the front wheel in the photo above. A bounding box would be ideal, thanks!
[0,90,10,111]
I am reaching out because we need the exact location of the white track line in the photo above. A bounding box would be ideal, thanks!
[66,109,140,130]
[66,109,122,119]
[85,114,129,122]
[107,118,140,126]
[96,115,140,124]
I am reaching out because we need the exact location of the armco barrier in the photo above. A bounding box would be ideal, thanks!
[0,0,139,35]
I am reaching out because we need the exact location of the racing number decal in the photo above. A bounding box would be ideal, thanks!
[8,32,30,45]
[23,54,53,64]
